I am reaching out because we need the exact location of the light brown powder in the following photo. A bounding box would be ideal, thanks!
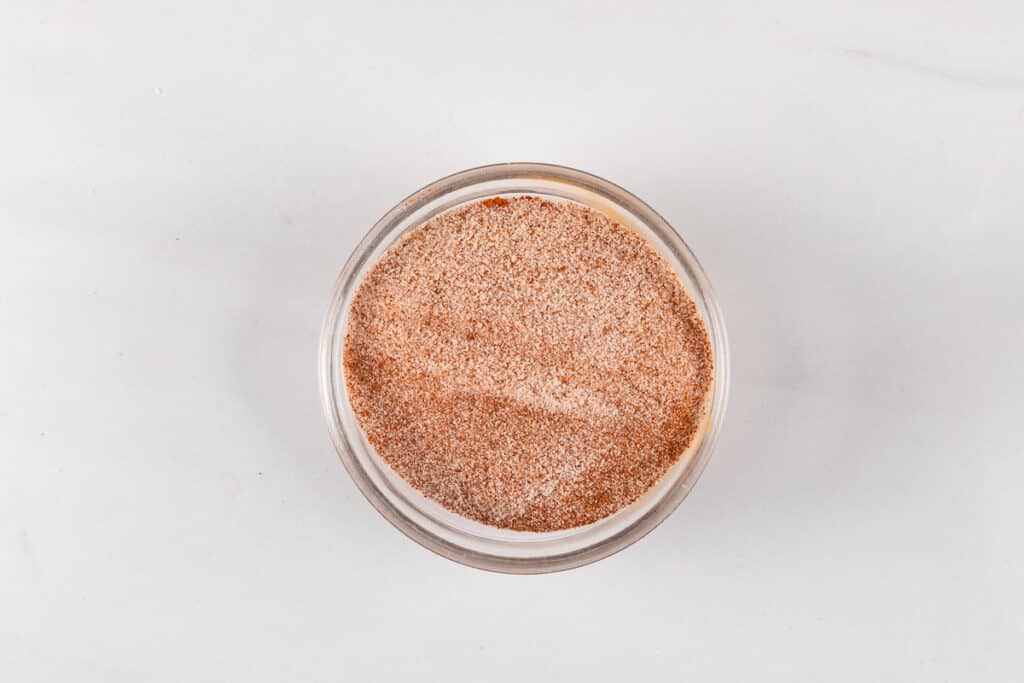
[343,196,713,531]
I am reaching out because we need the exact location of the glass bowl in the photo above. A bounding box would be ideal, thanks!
[319,163,729,573]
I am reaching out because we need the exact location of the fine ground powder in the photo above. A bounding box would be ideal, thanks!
[343,196,713,531]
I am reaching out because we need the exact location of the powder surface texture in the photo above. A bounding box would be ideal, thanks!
[343,196,713,531]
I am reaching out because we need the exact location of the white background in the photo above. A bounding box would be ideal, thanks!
[3,1,1023,681]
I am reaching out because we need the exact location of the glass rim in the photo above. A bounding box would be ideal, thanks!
[319,162,730,573]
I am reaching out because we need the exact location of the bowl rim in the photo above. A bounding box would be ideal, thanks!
[318,162,730,573]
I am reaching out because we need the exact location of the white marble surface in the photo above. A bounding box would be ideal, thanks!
[3,2,1023,681]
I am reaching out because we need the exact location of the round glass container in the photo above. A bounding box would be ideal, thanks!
[319,163,729,573]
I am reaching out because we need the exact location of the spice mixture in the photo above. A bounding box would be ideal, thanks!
[343,196,713,531]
